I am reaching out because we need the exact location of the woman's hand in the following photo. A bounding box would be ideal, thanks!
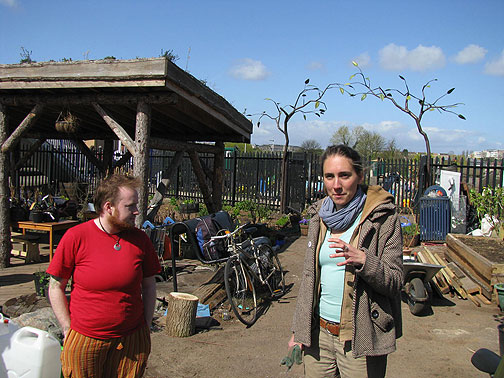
[288,333,303,350]
[328,237,366,268]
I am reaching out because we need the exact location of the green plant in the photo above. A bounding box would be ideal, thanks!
[33,271,50,296]
[469,187,504,230]
[275,215,290,228]
[198,204,209,217]
[402,223,419,236]
[255,205,272,223]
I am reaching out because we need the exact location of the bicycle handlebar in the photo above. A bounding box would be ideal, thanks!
[209,222,251,241]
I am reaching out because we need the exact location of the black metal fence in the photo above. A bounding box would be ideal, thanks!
[12,141,504,213]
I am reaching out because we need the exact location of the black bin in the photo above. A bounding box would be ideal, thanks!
[419,185,451,242]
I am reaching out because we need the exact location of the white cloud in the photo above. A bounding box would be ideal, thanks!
[0,0,18,7]
[229,58,270,81]
[307,61,325,72]
[454,44,487,64]
[379,43,446,72]
[484,49,504,76]
[352,52,371,68]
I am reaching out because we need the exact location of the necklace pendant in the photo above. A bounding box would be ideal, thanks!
[114,242,121,251]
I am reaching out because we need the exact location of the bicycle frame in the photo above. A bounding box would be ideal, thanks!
[210,224,276,293]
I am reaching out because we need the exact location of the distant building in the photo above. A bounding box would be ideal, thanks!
[257,144,303,153]
[470,149,504,159]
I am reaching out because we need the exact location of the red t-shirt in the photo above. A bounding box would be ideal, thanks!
[47,220,161,339]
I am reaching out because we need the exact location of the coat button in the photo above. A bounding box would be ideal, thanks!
[371,310,379,319]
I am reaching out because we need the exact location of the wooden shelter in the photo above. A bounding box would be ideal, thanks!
[0,57,252,267]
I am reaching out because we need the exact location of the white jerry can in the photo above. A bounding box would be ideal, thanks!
[1,325,61,378]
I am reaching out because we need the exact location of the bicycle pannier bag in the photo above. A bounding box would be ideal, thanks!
[195,217,225,260]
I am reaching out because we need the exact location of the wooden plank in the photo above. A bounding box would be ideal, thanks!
[440,259,468,299]
[0,58,167,81]
[417,250,450,294]
[476,293,492,305]
[447,262,480,295]
[1,104,44,153]
[191,267,225,303]
[446,234,493,278]
[431,251,454,286]
[203,288,227,310]
[445,247,492,299]
[93,103,136,156]
[423,248,450,288]
[468,293,482,307]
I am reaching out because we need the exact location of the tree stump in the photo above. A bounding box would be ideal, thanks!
[165,292,199,337]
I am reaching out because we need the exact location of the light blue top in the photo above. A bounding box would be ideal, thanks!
[319,213,362,323]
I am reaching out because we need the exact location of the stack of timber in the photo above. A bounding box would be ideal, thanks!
[417,244,492,307]
[191,266,227,311]
[445,234,504,304]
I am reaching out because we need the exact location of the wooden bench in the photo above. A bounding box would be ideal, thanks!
[10,232,41,263]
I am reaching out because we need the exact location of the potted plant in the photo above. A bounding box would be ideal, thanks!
[33,271,50,297]
[179,199,199,214]
[299,217,310,236]
[469,187,504,239]
[55,111,80,133]
[402,222,420,248]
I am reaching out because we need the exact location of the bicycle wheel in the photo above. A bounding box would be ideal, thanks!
[258,244,285,297]
[224,256,258,326]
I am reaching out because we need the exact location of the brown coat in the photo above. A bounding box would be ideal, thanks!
[291,185,403,358]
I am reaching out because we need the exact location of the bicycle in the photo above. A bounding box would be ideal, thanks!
[209,223,286,326]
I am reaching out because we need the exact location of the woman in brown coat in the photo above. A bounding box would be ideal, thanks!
[288,145,403,378]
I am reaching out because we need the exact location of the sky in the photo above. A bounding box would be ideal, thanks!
[1,0,503,155]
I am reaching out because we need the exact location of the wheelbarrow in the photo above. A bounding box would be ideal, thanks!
[403,261,443,315]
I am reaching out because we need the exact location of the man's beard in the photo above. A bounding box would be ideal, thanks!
[109,210,136,231]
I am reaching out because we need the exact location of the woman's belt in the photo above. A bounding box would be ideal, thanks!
[319,317,340,336]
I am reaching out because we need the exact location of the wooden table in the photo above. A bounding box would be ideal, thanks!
[13,220,79,261]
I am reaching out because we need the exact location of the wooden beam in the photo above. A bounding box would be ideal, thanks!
[146,150,185,222]
[15,137,46,170]
[92,103,136,157]
[70,139,105,176]
[189,150,214,213]
[1,104,44,153]
[150,137,221,154]
[446,234,493,279]
[0,104,12,268]
[133,101,151,227]
[212,141,225,211]
[0,92,177,106]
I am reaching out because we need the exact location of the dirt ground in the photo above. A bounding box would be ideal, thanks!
[145,236,502,378]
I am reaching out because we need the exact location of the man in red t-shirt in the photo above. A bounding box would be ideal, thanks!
[47,174,161,378]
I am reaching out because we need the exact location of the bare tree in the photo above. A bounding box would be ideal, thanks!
[343,61,465,184]
[301,139,322,154]
[255,79,338,212]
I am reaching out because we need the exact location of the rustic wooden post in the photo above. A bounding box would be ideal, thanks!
[165,292,199,337]
[188,150,215,213]
[0,104,12,268]
[133,101,151,228]
[1,104,44,153]
[212,141,225,211]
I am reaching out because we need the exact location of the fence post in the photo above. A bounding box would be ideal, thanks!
[231,149,237,206]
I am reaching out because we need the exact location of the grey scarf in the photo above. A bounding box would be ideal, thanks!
[318,186,367,232]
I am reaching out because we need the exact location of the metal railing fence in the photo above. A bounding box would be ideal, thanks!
[12,142,504,213]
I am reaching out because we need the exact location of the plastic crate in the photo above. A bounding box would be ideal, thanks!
[419,195,451,242]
